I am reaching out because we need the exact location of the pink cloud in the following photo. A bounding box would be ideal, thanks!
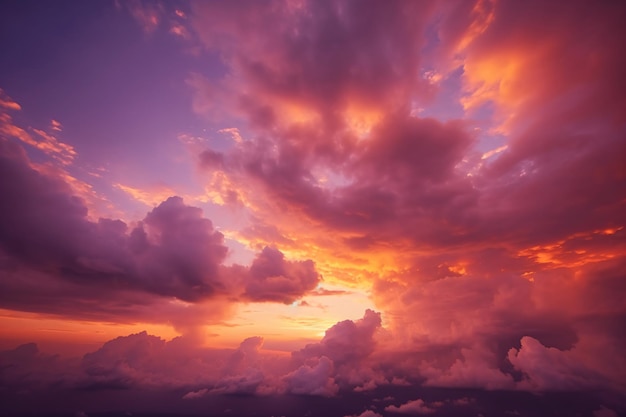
[0,310,380,399]
[283,356,339,397]
[76,332,281,392]
[0,139,320,326]
[0,89,21,110]
[2,0,626,407]
[243,246,320,303]
[385,398,436,414]
[50,119,62,132]
[182,388,208,400]
[0,107,76,165]
[345,411,383,417]
[508,336,623,392]
[294,309,381,366]
[115,0,626,400]
[186,0,625,289]
[0,342,80,390]
[190,1,437,124]
[420,344,515,390]
[118,0,163,34]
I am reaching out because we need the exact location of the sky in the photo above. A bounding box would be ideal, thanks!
[0,1,625,416]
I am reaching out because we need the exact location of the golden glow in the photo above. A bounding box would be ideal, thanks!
[448,264,468,276]
[602,227,623,235]
[114,183,179,207]
[0,309,180,356]
[461,52,526,112]
[481,145,508,160]
[343,104,383,139]
[280,100,319,125]
[517,228,622,269]
[207,282,376,351]
[456,0,498,52]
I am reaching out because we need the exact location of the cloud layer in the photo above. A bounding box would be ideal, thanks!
[0,0,625,413]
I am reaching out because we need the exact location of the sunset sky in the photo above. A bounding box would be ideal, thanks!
[1,1,625,416]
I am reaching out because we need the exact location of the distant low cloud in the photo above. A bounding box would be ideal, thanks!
[283,356,339,396]
[385,398,436,414]
[344,411,383,417]
[0,312,385,397]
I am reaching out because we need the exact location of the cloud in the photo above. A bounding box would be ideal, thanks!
[0,311,388,397]
[81,331,169,389]
[117,0,163,34]
[283,356,339,397]
[0,141,228,302]
[385,398,435,414]
[243,246,320,303]
[0,138,320,326]
[187,0,624,322]
[0,89,21,110]
[3,0,626,405]
[420,344,515,390]
[0,102,76,165]
[182,388,208,400]
[287,309,386,394]
[593,406,619,417]
[190,1,437,124]
[508,336,619,392]
[78,332,275,391]
[344,411,383,417]
[51,119,62,132]
[105,0,626,400]
[294,309,381,366]
[0,342,79,390]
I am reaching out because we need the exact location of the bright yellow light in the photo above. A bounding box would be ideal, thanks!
[206,283,376,351]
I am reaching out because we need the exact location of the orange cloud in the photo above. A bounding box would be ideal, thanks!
[0,89,21,110]
[0,99,76,165]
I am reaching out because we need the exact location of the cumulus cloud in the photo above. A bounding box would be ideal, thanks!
[508,336,617,392]
[243,246,320,303]
[0,342,79,390]
[285,309,387,394]
[207,336,266,395]
[78,331,255,389]
[385,398,435,414]
[283,356,339,397]
[0,311,386,397]
[0,138,320,325]
[294,309,381,365]
[420,344,515,390]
